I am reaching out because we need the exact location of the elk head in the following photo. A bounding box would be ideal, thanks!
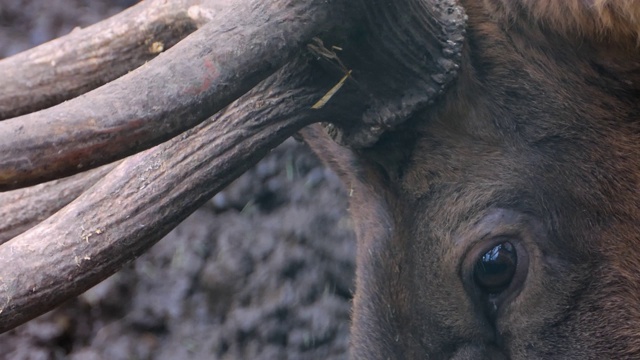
[1,0,640,359]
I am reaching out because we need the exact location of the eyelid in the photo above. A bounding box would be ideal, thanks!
[455,209,533,274]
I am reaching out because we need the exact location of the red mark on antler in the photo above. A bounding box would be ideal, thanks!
[186,58,220,95]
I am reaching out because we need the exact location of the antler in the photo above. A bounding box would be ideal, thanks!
[0,0,465,332]
[0,0,340,190]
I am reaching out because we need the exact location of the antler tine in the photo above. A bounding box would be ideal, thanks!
[0,60,320,332]
[0,0,337,191]
[0,162,118,245]
[0,0,204,120]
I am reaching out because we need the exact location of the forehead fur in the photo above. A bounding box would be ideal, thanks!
[485,0,640,39]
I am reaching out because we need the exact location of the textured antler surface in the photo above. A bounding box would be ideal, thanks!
[0,0,465,333]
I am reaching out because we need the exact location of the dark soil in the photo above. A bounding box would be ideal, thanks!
[0,1,356,359]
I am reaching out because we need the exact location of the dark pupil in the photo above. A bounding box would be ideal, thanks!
[473,242,517,294]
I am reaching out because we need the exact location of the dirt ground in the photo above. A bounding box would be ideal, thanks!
[0,1,356,359]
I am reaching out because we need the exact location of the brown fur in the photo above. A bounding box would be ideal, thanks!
[485,0,640,40]
[304,0,640,358]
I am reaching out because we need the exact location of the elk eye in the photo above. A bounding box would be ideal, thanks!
[473,242,517,294]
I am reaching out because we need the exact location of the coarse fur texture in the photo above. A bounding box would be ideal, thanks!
[485,0,640,39]
[304,0,640,358]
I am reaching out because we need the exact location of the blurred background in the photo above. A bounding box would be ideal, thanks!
[0,1,355,359]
